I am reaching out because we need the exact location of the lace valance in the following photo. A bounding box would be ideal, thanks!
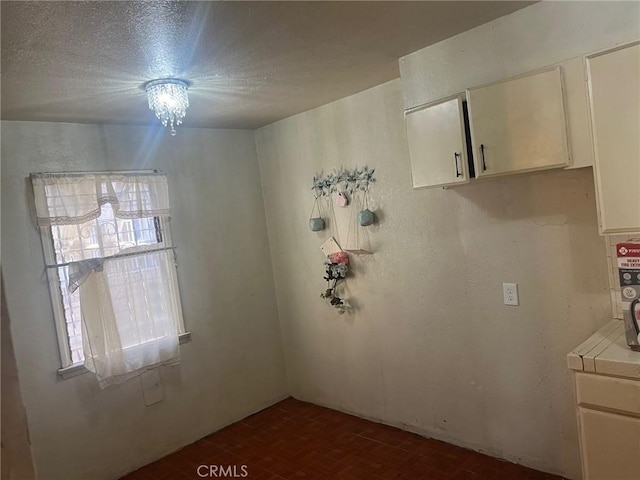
[31,172,171,226]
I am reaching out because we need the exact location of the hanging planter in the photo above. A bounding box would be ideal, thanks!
[357,185,376,227]
[358,208,375,226]
[311,167,378,314]
[311,166,377,253]
[309,217,325,231]
[308,196,325,232]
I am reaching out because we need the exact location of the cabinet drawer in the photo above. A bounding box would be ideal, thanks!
[576,372,640,415]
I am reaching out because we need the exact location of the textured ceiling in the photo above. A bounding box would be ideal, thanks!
[1,1,534,130]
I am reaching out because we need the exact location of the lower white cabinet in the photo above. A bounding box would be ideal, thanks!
[568,321,640,480]
[405,95,469,189]
[578,406,640,480]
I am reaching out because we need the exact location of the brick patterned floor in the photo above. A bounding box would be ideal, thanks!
[121,397,563,480]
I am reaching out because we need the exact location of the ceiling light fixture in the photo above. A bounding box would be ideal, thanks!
[144,78,190,136]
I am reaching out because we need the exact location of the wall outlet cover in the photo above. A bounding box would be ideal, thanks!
[503,282,519,306]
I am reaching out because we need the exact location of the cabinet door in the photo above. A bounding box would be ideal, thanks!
[467,67,569,178]
[578,407,640,480]
[587,42,640,234]
[405,96,469,188]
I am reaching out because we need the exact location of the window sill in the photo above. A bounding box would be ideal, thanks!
[57,332,192,379]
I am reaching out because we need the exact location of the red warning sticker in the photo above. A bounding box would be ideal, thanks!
[617,242,640,269]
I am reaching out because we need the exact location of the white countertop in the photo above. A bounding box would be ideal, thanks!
[567,320,640,379]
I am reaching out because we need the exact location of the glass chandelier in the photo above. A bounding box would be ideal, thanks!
[145,78,189,136]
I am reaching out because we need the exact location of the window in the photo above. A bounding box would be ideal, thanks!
[33,172,185,387]
[51,206,166,364]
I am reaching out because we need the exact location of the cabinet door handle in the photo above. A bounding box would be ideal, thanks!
[454,152,461,177]
[480,144,487,171]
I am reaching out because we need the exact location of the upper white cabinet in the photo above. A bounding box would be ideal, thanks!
[466,67,569,178]
[587,42,640,234]
[405,95,469,189]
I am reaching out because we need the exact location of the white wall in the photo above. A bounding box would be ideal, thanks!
[0,121,288,480]
[2,277,36,480]
[400,1,640,109]
[255,76,611,478]
[3,3,637,480]
[253,5,639,477]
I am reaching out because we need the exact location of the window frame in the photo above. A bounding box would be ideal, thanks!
[36,172,189,377]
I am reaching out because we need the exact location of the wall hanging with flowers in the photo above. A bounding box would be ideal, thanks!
[320,251,350,314]
[310,167,377,313]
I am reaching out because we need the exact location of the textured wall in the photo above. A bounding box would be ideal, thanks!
[1,277,36,480]
[399,0,640,348]
[254,78,611,479]
[1,121,287,479]
[399,1,640,110]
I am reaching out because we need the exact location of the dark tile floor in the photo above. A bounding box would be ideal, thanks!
[121,398,563,480]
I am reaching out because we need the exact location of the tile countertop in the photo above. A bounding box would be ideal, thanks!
[567,320,640,380]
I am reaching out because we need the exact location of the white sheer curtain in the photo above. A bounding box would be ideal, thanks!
[32,172,182,388]
[32,173,171,226]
